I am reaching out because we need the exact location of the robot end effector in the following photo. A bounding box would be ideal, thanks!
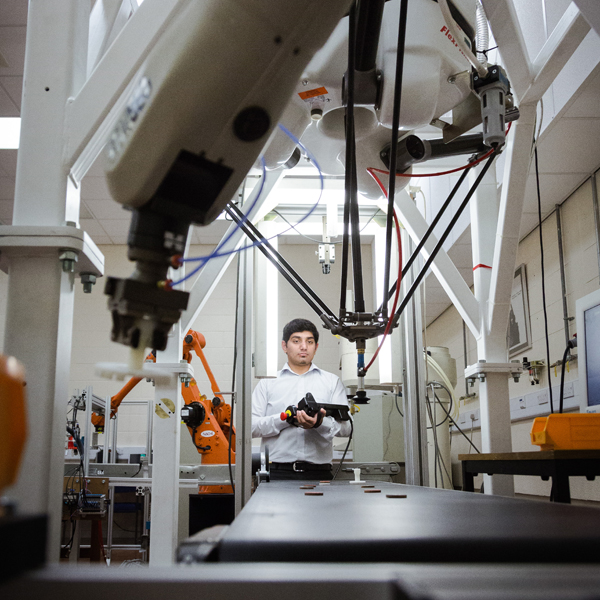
[104,150,236,351]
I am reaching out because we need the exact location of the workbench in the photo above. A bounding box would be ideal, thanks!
[459,450,600,503]
[210,480,600,564]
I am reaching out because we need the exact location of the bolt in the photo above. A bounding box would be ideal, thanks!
[302,79,308,86]
[513,375,520,383]
[59,250,78,273]
[80,273,97,293]
[448,75,456,84]
[468,378,474,388]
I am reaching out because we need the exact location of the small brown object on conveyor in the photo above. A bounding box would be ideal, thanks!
[305,491,324,496]
[319,480,330,484]
[364,489,381,493]
[299,485,315,489]
[361,485,375,488]
[386,494,407,498]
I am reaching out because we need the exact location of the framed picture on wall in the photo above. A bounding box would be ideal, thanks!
[508,263,532,357]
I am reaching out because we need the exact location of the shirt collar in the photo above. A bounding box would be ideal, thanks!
[280,362,321,376]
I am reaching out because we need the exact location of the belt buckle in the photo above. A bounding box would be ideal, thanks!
[292,462,304,472]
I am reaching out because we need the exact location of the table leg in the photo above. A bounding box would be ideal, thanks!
[90,518,102,562]
[550,464,571,504]
[462,462,475,492]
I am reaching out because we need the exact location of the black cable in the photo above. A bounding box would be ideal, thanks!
[344,3,366,314]
[380,166,472,310]
[431,390,454,486]
[130,463,142,478]
[436,399,481,454]
[393,151,498,322]
[349,135,365,313]
[112,517,136,534]
[394,392,403,417]
[559,338,577,413]
[339,3,356,315]
[535,145,554,413]
[332,419,354,481]
[559,344,570,414]
[424,381,453,429]
[382,0,408,318]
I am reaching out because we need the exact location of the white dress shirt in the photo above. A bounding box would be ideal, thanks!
[252,362,352,464]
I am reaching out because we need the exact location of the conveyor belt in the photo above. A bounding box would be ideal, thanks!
[216,480,600,563]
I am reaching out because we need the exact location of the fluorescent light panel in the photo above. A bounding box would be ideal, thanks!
[0,118,20,149]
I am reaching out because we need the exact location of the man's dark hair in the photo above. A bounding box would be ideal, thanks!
[282,318,319,344]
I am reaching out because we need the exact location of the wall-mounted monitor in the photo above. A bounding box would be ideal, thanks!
[576,288,600,414]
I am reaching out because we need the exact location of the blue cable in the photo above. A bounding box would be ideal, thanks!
[171,124,324,287]
[170,157,268,286]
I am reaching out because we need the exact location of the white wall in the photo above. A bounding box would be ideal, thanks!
[426,172,600,499]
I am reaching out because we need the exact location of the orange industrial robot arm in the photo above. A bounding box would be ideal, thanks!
[181,330,236,459]
[181,329,236,494]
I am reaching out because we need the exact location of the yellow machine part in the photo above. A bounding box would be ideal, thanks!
[0,355,27,495]
[531,413,600,451]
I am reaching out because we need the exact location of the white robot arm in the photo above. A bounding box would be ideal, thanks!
[103,0,353,353]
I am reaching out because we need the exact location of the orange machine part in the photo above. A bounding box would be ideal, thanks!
[183,329,235,494]
[183,381,235,494]
[0,355,27,495]
[531,413,600,450]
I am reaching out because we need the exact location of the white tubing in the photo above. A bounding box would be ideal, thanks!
[475,0,489,67]
[438,0,488,77]
[425,352,460,421]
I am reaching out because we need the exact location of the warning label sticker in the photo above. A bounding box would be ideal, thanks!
[298,86,328,101]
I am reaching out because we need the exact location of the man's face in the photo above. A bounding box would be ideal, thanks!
[282,331,318,368]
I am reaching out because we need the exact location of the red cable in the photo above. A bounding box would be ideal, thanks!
[365,169,403,372]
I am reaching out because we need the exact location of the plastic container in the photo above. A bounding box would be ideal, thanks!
[531,413,600,450]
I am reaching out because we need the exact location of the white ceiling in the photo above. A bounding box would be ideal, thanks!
[1,2,600,326]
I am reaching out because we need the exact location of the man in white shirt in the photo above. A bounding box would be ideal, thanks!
[252,318,352,480]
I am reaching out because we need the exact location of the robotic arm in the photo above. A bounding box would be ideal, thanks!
[103,0,354,358]
[180,330,235,462]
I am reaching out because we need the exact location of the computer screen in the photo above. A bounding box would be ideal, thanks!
[576,288,600,413]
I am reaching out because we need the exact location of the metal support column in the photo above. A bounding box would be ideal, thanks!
[470,160,514,497]
[149,315,186,565]
[235,242,254,515]
[2,1,92,562]
[401,235,428,487]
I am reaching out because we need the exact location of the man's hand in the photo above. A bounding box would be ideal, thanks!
[296,407,326,429]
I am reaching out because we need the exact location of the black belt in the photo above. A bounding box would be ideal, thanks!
[271,461,332,473]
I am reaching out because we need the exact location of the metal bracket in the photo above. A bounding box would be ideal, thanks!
[0,225,104,277]
[465,360,523,385]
